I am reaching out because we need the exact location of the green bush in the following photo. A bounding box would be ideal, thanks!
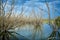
[55,16,60,28]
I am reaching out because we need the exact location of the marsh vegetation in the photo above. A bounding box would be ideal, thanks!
[0,0,60,40]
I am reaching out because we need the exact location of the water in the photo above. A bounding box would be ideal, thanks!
[14,23,53,40]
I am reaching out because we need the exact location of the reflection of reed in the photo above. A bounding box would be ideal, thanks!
[27,8,43,40]
[32,21,43,40]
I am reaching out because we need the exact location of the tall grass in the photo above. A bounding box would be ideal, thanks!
[0,0,29,40]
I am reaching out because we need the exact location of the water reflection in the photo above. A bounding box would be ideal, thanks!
[15,24,53,40]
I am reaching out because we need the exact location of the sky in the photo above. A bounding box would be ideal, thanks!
[3,0,60,19]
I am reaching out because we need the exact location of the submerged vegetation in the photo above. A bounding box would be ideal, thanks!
[0,0,60,40]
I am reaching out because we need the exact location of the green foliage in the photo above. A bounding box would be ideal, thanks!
[55,16,60,28]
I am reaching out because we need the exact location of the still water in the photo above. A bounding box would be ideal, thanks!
[14,23,54,40]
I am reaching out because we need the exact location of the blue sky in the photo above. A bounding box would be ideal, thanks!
[3,0,60,19]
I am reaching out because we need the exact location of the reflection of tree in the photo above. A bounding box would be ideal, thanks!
[30,7,43,40]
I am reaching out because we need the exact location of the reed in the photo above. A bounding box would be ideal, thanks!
[0,0,29,40]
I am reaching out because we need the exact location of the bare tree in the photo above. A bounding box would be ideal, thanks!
[0,0,29,40]
[45,2,51,25]
[48,2,60,40]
